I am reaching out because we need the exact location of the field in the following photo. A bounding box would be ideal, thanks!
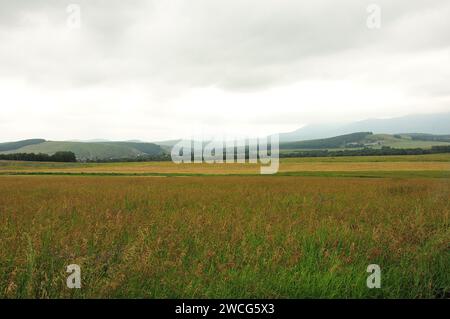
[1,153,450,177]
[0,154,449,298]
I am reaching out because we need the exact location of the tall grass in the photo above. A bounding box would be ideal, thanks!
[0,176,448,298]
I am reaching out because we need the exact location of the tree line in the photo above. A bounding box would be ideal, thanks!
[0,151,77,162]
[84,154,172,163]
[1,146,449,163]
[280,146,450,158]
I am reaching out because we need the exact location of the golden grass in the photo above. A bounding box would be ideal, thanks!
[1,154,449,175]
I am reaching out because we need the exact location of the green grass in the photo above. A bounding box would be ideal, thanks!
[1,153,449,178]
[0,176,448,298]
[278,170,450,178]
[280,153,450,162]
[1,170,449,179]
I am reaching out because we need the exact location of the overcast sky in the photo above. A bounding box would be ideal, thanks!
[1,0,449,142]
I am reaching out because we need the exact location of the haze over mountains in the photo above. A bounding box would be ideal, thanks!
[279,112,450,142]
[1,112,450,160]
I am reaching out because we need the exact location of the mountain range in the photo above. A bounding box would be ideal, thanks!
[279,112,450,142]
[1,112,449,160]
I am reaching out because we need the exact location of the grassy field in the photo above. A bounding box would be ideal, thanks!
[0,175,448,298]
[0,154,448,298]
[1,153,450,177]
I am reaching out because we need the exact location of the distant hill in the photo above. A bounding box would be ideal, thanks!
[281,132,372,150]
[0,140,164,161]
[105,142,163,155]
[280,112,450,142]
[2,112,450,160]
[151,139,182,152]
[0,139,46,152]
[280,132,450,151]
[404,133,450,142]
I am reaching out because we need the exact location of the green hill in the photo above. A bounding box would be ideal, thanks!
[3,132,450,161]
[402,133,450,142]
[280,132,450,151]
[106,142,163,155]
[0,141,165,161]
[0,139,46,152]
[364,134,450,149]
[280,132,373,150]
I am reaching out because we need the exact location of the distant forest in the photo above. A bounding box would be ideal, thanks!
[280,145,450,158]
[280,132,372,149]
[0,151,77,162]
[1,146,450,163]
[156,145,450,162]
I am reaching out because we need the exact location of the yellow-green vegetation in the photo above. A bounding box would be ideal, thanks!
[0,175,448,298]
[366,134,450,149]
[0,154,448,298]
[1,153,449,177]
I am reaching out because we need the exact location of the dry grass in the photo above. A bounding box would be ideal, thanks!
[1,153,449,175]
[0,175,448,298]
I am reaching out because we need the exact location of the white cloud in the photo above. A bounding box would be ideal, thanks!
[0,0,449,141]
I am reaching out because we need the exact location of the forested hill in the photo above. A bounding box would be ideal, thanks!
[0,140,164,161]
[280,132,373,149]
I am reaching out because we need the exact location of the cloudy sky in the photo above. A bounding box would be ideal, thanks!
[1,0,449,142]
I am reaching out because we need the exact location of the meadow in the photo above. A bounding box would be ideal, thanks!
[1,153,449,177]
[0,155,448,298]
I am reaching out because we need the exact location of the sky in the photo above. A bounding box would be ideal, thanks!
[1,0,450,142]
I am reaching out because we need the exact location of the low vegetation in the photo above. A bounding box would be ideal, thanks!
[0,175,448,298]
[0,152,448,298]
[1,153,449,176]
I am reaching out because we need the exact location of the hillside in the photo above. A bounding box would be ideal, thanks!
[0,141,164,161]
[405,133,450,142]
[280,132,372,150]
[0,139,46,152]
[280,132,450,151]
[2,131,450,162]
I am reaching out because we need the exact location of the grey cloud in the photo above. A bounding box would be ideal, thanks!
[0,0,449,95]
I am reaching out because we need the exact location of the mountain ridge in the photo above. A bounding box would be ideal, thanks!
[279,112,450,142]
